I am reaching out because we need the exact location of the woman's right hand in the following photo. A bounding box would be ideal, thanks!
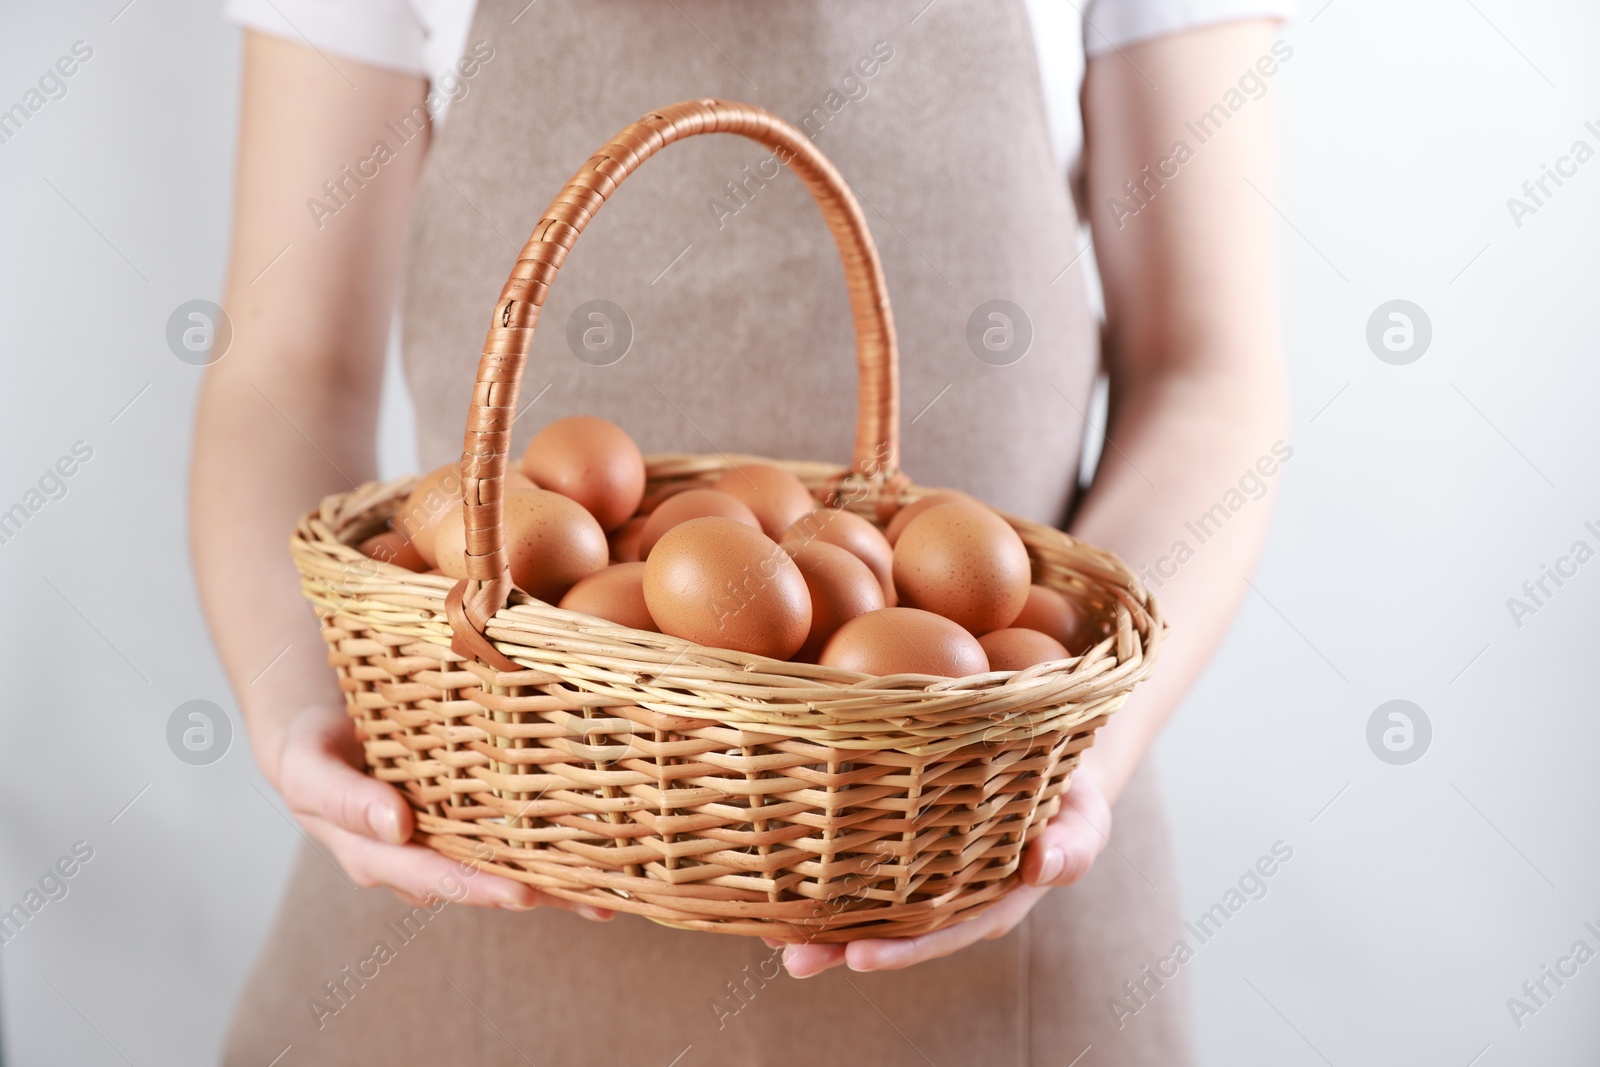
[266,702,615,921]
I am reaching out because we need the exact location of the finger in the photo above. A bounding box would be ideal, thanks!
[303,814,531,906]
[782,942,847,978]
[1020,816,1100,887]
[303,815,613,920]
[276,712,617,915]
[534,895,617,923]
[844,886,1046,972]
[279,719,414,845]
[1023,785,1112,888]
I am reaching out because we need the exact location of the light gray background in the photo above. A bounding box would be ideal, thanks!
[1,1,1596,1064]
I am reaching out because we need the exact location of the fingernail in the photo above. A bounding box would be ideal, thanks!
[850,944,896,972]
[782,946,811,978]
[1040,846,1065,884]
[579,905,614,922]
[498,894,536,911]
[370,804,402,844]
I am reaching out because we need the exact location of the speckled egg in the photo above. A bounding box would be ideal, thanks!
[559,562,658,632]
[520,415,646,532]
[1011,584,1094,654]
[712,464,817,540]
[396,462,534,567]
[978,627,1070,671]
[607,515,649,563]
[643,517,811,659]
[784,508,896,605]
[434,486,609,603]
[892,501,1030,634]
[638,482,695,515]
[884,490,979,546]
[638,488,760,559]
[357,530,427,572]
[818,607,989,678]
[782,540,885,662]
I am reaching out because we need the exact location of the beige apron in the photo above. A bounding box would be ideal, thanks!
[225,2,1198,1062]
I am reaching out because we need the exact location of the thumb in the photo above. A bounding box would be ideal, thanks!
[1022,764,1112,887]
[276,706,413,845]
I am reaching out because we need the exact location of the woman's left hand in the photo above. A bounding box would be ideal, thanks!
[773,754,1114,978]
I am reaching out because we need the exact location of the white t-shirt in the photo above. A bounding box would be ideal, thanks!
[224,0,1293,179]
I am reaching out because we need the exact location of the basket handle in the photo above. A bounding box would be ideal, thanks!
[447,98,901,669]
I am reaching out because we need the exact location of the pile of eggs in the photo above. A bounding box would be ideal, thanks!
[358,416,1095,678]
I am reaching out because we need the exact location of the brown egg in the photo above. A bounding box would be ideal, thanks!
[784,509,896,604]
[643,517,811,659]
[819,607,988,678]
[892,502,1031,634]
[978,628,1070,671]
[396,462,534,566]
[782,540,885,662]
[1011,584,1093,654]
[638,482,695,515]
[520,415,646,532]
[884,490,979,546]
[434,487,609,602]
[559,562,657,632]
[712,464,816,540]
[357,530,427,572]
[608,516,648,563]
[395,463,464,566]
[638,489,760,558]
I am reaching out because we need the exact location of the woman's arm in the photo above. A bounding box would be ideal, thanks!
[193,31,413,777]
[1067,16,1288,809]
[783,18,1288,976]
[191,32,607,916]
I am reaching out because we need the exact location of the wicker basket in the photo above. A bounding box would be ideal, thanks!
[290,99,1163,943]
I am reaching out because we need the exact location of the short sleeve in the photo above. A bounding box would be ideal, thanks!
[224,0,429,76]
[1079,0,1295,57]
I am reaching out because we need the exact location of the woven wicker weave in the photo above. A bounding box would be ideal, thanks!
[290,99,1163,942]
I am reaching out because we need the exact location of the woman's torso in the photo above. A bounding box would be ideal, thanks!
[400,0,1098,527]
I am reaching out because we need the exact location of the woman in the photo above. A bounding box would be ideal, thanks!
[194,1,1290,1062]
